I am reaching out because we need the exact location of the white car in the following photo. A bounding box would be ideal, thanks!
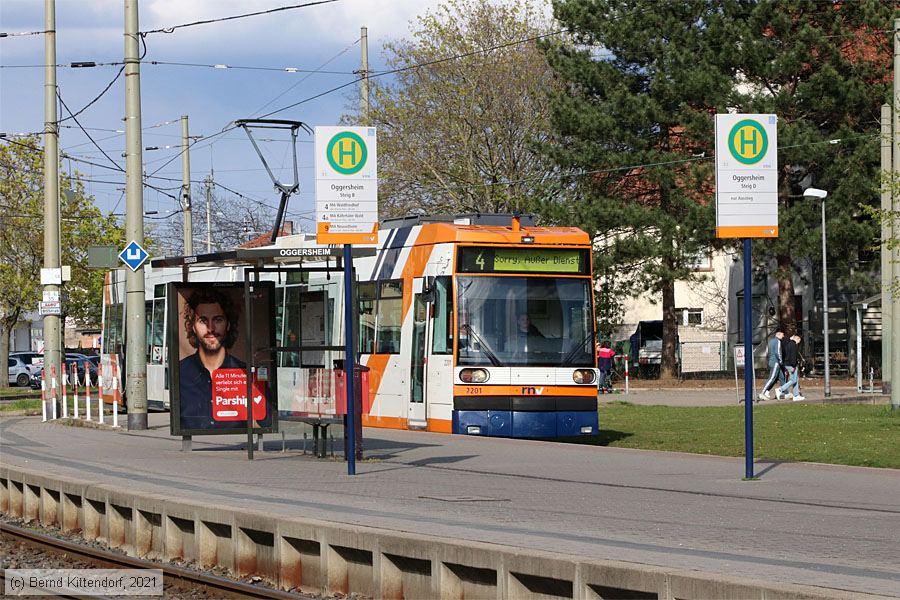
[8,355,39,387]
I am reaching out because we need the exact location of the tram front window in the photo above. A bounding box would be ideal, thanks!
[457,276,594,367]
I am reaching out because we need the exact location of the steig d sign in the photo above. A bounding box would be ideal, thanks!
[714,114,778,239]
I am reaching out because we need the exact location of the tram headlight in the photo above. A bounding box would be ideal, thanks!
[572,369,596,384]
[459,368,489,384]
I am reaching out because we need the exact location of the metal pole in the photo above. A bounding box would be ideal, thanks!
[822,199,830,397]
[124,0,148,429]
[743,238,754,479]
[360,26,369,124]
[882,104,892,395]
[181,115,193,255]
[892,18,900,411]
[343,245,356,475]
[206,173,212,252]
[43,0,63,418]
[857,308,863,393]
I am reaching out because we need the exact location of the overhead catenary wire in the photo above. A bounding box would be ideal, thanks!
[140,0,340,36]
[57,91,125,173]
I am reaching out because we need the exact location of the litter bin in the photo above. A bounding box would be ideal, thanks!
[334,360,370,461]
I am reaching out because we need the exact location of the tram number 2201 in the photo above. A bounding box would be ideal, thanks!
[465,387,482,395]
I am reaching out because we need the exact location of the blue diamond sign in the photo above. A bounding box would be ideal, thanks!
[119,240,149,272]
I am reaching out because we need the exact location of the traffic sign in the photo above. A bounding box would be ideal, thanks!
[315,126,378,245]
[119,240,149,271]
[39,301,61,316]
[715,114,778,238]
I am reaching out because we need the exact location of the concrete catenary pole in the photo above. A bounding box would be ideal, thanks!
[892,18,900,411]
[42,0,62,415]
[882,104,892,395]
[181,115,193,256]
[360,26,369,123]
[124,0,148,429]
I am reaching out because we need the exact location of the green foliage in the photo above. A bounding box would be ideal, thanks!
[543,0,737,372]
[0,138,124,332]
[731,0,894,300]
[344,0,564,218]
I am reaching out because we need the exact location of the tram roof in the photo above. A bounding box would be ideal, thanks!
[150,215,589,269]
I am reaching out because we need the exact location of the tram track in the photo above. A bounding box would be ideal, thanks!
[0,521,309,599]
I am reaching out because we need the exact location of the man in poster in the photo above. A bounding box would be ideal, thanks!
[179,287,247,429]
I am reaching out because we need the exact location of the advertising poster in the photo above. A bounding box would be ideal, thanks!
[168,282,277,436]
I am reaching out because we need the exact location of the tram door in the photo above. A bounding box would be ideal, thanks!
[408,282,430,428]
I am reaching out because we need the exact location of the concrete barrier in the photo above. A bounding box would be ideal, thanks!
[0,466,882,600]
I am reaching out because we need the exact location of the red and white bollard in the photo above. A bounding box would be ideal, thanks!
[41,370,47,422]
[62,367,68,418]
[98,364,105,425]
[72,363,79,419]
[85,367,92,421]
[112,362,121,428]
[50,365,58,420]
[624,355,630,395]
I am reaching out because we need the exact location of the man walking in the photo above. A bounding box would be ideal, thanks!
[597,341,615,393]
[776,333,805,401]
[758,330,785,401]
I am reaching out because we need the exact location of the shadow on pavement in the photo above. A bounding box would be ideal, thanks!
[553,429,633,446]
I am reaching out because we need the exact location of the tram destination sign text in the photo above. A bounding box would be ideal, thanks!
[457,248,587,274]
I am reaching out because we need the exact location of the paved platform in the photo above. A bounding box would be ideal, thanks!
[1,414,898,597]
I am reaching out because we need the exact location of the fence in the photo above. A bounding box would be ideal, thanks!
[678,341,727,375]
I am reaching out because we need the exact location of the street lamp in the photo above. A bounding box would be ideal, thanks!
[804,187,830,397]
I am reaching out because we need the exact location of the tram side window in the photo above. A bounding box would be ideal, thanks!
[431,276,452,354]
[375,280,403,354]
[103,302,124,356]
[358,282,376,354]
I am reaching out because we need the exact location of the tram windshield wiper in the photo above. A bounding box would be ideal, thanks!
[561,331,595,366]
[463,323,502,367]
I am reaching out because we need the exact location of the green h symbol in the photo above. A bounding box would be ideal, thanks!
[739,128,758,156]
[338,140,356,165]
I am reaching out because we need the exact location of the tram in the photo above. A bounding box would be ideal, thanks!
[100,214,599,438]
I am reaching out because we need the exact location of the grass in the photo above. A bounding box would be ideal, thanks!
[0,387,40,399]
[0,399,42,414]
[565,402,900,469]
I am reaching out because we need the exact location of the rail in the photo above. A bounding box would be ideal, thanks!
[0,521,307,599]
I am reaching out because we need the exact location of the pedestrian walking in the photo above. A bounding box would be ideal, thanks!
[597,341,615,393]
[776,333,805,401]
[758,330,785,401]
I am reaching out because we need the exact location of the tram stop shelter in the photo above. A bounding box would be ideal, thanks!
[150,242,374,460]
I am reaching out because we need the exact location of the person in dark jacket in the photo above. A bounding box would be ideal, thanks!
[758,330,785,401]
[776,334,805,401]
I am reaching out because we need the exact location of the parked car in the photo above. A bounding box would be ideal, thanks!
[65,353,99,381]
[8,356,39,387]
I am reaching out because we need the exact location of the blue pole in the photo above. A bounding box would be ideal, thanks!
[343,244,356,476]
[743,238,754,479]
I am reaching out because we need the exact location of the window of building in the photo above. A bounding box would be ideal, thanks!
[688,248,712,271]
[676,307,703,326]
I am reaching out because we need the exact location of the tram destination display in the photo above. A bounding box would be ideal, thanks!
[168,281,277,436]
[457,247,588,274]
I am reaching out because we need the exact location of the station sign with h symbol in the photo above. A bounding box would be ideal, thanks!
[715,114,778,238]
[315,126,379,245]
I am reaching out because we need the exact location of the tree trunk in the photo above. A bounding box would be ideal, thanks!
[776,253,797,335]
[0,325,10,388]
[660,277,678,380]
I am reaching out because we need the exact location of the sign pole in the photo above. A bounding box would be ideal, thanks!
[743,238,754,479]
[343,245,356,476]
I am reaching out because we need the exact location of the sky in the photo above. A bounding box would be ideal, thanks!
[0,0,455,243]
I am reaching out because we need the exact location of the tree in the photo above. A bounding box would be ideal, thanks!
[0,137,123,385]
[729,0,894,335]
[147,176,278,256]
[344,0,564,218]
[543,0,737,378]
